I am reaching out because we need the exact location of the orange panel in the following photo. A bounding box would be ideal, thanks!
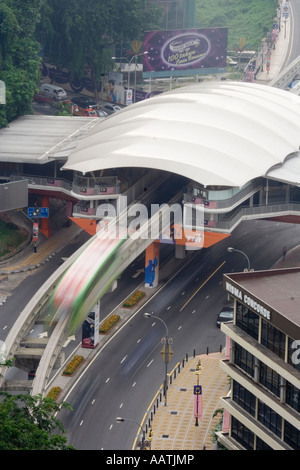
[69,217,97,236]
[173,224,230,249]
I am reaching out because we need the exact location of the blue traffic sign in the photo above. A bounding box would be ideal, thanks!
[27,207,49,218]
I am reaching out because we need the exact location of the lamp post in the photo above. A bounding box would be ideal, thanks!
[128,51,148,103]
[227,247,251,271]
[194,360,202,426]
[144,312,172,406]
[115,417,146,450]
[111,56,129,75]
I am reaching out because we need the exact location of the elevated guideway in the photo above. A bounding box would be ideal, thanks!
[269,54,300,90]
[0,177,184,396]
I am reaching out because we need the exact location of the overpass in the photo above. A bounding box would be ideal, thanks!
[0,175,191,395]
[3,81,300,395]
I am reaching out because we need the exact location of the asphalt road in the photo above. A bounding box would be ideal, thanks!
[57,218,300,450]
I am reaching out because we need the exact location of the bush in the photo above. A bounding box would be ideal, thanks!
[62,355,84,376]
[123,291,145,308]
[99,314,120,334]
[46,386,62,401]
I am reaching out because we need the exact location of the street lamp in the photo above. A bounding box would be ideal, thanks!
[111,56,129,74]
[144,312,172,406]
[115,417,146,450]
[128,51,148,103]
[227,247,251,271]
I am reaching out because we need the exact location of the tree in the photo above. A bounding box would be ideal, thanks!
[0,0,43,127]
[36,0,161,98]
[0,392,75,450]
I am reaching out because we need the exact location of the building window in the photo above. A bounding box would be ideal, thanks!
[284,421,300,450]
[232,380,256,417]
[231,416,254,450]
[261,319,285,360]
[234,343,255,377]
[236,302,259,340]
[256,436,272,450]
[258,401,282,438]
[286,381,300,414]
[287,337,300,372]
[259,362,281,398]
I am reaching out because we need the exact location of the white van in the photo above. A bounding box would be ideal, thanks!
[39,84,67,100]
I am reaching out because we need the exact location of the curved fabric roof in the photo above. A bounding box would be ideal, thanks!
[63,81,300,188]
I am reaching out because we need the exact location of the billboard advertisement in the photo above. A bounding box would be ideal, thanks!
[82,302,100,349]
[143,27,228,78]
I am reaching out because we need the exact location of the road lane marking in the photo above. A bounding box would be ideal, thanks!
[147,359,153,367]
[120,355,127,363]
[106,378,110,383]
[180,261,226,312]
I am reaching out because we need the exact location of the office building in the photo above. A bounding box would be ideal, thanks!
[218,267,300,450]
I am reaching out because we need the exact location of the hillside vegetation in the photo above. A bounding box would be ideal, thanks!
[196,0,278,50]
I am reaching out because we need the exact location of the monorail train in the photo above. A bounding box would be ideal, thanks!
[49,234,126,334]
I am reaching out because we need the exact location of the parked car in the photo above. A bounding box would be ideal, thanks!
[37,84,67,101]
[103,103,122,114]
[216,305,234,328]
[72,96,98,110]
[91,105,108,118]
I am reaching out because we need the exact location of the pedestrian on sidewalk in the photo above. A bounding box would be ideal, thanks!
[282,246,287,260]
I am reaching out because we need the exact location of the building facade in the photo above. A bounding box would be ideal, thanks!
[218,268,300,450]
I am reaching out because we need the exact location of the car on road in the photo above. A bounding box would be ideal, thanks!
[103,103,122,114]
[216,305,234,328]
[64,97,108,118]
[91,105,109,118]
[72,96,98,110]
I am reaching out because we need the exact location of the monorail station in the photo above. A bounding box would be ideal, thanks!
[218,267,300,450]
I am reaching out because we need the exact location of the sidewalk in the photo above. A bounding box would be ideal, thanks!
[0,222,82,275]
[255,16,290,83]
[145,352,229,451]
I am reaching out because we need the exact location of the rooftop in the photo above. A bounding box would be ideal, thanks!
[224,267,300,338]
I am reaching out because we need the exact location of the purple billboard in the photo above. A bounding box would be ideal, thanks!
[143,28,228,78]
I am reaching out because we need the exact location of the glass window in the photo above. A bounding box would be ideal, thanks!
[232,380,256,417]
[286,381,300,414]
[256,436,272,450]
[284,421,300,450]
[287,337,300,372]
[261,319,285,359]
[236,302,259,340]
[258,401,282,438]
[259,362,281,397]
[234,343,255,377]
[231,416,254,450]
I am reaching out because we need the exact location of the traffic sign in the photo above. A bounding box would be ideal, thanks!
[27,207,49,218]
[194,385,202,395]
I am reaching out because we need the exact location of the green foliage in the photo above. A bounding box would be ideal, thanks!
[0,392,75,450]
[0,220,28,257]
[0,0,42,128]
[195,0,278,50]
[36,0,161,91]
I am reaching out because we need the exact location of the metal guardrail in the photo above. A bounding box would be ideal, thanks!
[183,180,262,211]
[31,196,182,396]
[214,202,300,232]
[0,175,182,396]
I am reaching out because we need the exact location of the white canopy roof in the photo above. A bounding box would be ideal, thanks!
[63,81,300,188]
[0,115,100,164]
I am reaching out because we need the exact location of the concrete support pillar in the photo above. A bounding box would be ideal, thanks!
[175,244,186,259]
[145,241,160,287]
[39,196,51,238]
[66,201,73,218]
